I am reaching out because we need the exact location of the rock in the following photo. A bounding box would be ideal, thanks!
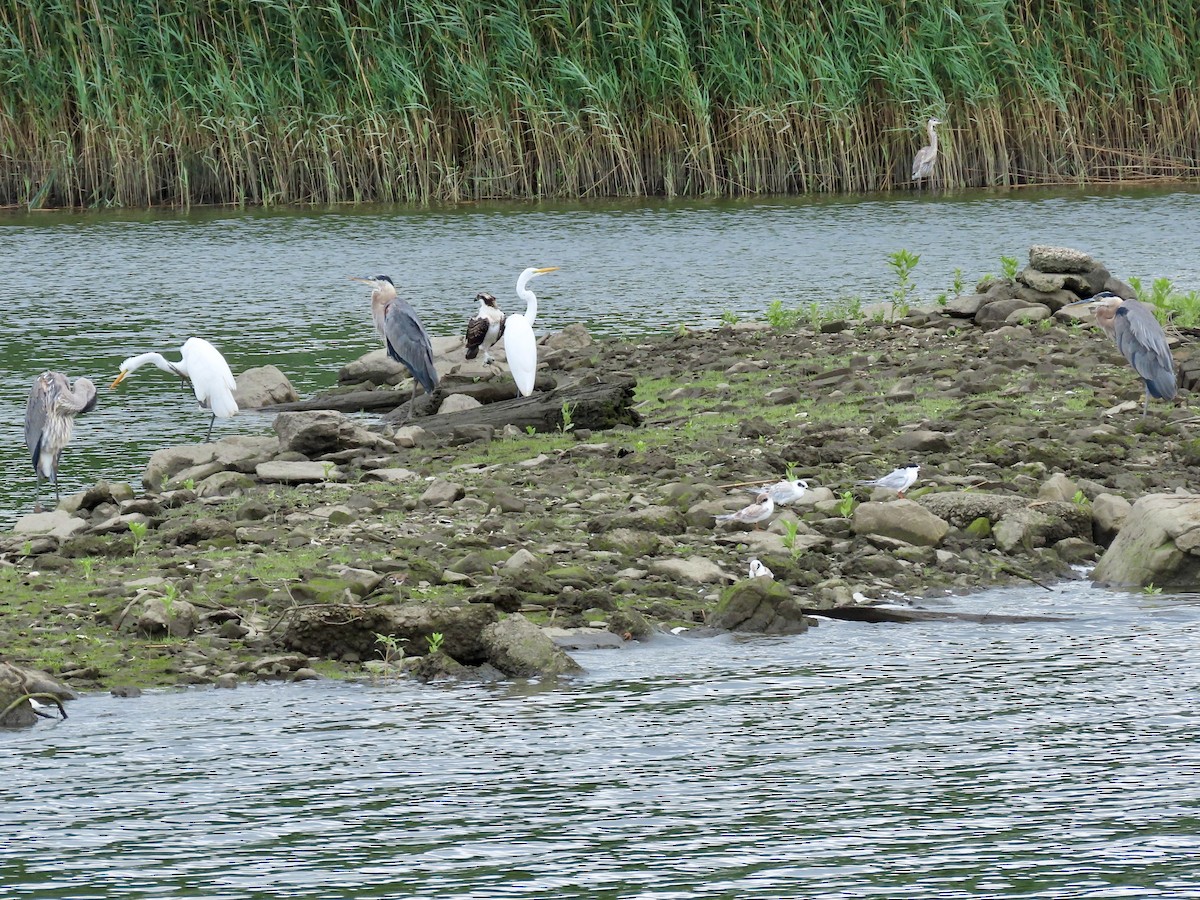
[438,393,483,415]
[1005,305,1051,325]
[591,505,687,535]
[136,597,198,638]
[10,510,87,540]
[362,467,419,483]
[1038,473,1079,503]
[852,500,949,546]
[480,614,584,677]
[1092,493,1132,545]
[421,479,465,507]
[919,492,1028,526]
[255,461,338,484]
[1090,494,1200,589]
[1028,245,1096,274]
[590,528,663,557]
[338,348,410,385]
[975,299,1041,329]
[1018,267,1067,293]
[648,557,729,584]
[544,324,594,351]
[214,673,238,689]
[0,662,76,728]
[233,365,299,408]
[503,548,545,575]
[273,410,393,456]
[710,579,810,634]
[945,293,987,318]
[894,430,951,452]
[544,626,625,650]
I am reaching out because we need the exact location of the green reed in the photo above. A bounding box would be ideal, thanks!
[2,0,1198,207]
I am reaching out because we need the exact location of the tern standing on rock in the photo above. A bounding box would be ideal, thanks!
[856,464,920,498]
[715,493,775,529]
[746,479,808,506]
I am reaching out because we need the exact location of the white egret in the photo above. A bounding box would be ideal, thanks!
[24,371,98,511]
[503,266,560,397]
[110,337,237,442]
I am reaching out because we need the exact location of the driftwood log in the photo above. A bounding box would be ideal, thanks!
[403,376,640,436]
[381,373,559,424]
[812,605,1071,624]
[260,373,558,416]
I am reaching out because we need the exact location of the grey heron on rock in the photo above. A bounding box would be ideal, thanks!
[351,275,439,420]
[25,371,98,511]
[1068,291,1177,416]
[110,337,238,442]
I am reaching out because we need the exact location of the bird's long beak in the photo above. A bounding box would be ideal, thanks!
[348,276,372,284]
[535,267,561,275]
[109,371,128,389]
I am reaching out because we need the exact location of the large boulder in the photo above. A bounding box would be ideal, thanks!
[1089,494,1200,589]
[852,499,949,547]
[0,662,75,728]
[273,410,393,456]
[480,614,583,677]
[10,510,88,540]
[710,578,811,634]
[234,365,300,408]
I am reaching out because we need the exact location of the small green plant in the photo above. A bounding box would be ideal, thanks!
[161,583,178,616]
[1142,583,1163,595]
[634,439,647,452]
[1072,490,1091,508]
[887,249,920,320]
[21,541,32,557]
[525,425,536,435]
[128,520,148,555]
[374,632,405,665]
[182,477,196,491]
[765,299,801,330]
[322,462,335,481]
[1037,316,1054,332]
[781,520,803,558]
[784,461,799,480]
[427,632,445,654]
[836,490,856,518]
[951,267,965,296]
[559,401,576,433]
[80,557,96,581]
[1000,255,1020,281]
[719,310,739,326]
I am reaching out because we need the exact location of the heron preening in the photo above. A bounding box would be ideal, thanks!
[1068,291,1177,416]
[110,338,238,442]
[912,117,942,187]
[504,266,560,397]
[351,275,438,420]
[24,372,98,511]
[465,291,505,365]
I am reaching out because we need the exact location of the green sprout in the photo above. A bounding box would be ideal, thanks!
[129,520,148,555]
[836,490,856,518]
[1000,255,1020,281]
[427,632,445,654]
[886,249,920,320]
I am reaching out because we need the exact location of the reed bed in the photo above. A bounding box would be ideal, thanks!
[1,0,1197,207]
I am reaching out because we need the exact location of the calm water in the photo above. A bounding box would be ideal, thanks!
[3,186,1200,524]
[3,580,1200,898]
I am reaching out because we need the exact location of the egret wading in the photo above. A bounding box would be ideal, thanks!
[504,266,560,397]
[465,291,505,365]
[1068,291,1177,416]
[912,117,942,188]
[351,275,439,420]
[24,372,98,511]
[110,338,237,442]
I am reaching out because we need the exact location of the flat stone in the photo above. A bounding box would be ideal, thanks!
[362,467,419,483]
[649,557,730,584]
[255,461,337,483]
[10,511,88,540]
[1028,245,1097,274]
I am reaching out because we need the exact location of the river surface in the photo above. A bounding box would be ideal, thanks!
[3,579,1200,898]
[3,186,1200,524]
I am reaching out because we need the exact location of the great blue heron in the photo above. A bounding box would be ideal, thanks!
[24,372,98,511]
[110,337,238,442]
[351,275,438,420]
[1069,291,1177,416]
[912,117,942,187]
[856,463,920,498]
[503,266,560,397]
[465,291,505,364]
[714,492,775,529]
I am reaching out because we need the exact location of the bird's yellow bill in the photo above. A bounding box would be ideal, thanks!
[109,371,129,389]
[535,267,561,274]
[348,276,372,284]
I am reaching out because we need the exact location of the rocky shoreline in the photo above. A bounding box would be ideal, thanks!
[4,245,1200,724]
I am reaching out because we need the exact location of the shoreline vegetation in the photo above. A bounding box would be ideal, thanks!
[3,244,1200,713]
[3,1,1200,208]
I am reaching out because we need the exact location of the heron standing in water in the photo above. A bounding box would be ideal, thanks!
[912,117,943,188]
[350,275,438,420]
[1068,291,1177,416]
[110,337,238,442]
[25,372,98,511]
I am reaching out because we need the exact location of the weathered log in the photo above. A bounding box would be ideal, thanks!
[813,605,1071,624]
[260,389,407,414]
[382,373,558,424]
[403,376,640,435]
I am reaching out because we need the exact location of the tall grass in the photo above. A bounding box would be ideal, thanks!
[1,0,1198,207]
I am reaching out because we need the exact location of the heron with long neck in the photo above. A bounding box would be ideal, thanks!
[912,117,943,188]
[503,266,560,397]
[350,275,438,420]
[25,372,98,511]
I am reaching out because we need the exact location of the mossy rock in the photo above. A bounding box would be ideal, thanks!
[711,579,809,634]
[966,516,992,538]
